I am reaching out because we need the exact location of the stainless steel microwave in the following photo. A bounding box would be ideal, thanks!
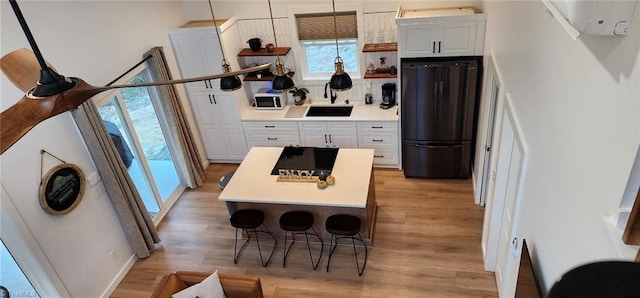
[254,88,288,110]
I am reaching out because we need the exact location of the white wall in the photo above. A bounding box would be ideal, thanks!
[478,0,640,292]
[1,1,186,296]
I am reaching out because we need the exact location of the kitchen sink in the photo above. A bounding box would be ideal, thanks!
[305,106,353,117]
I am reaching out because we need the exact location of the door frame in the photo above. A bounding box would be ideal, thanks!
[481,91,529,295]
[93,63,185,224]
[0,184,71,297]
[475,55,503,206]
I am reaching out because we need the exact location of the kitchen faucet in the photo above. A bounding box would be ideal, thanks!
[324,82,337,104]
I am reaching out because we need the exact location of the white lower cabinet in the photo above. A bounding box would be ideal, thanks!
[242,121,301,147]
[298,122,358,148]
[357,122,399,166]
[241,120,399,167]
[191,91,248,161]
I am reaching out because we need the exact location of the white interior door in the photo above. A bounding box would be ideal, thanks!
[481,97,528,297]
[495,111,526,297]
[482,107,515,272]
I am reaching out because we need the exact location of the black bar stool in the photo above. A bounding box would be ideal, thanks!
[229,209,277,267]
[325,214,368,276]
[279,211,324,269]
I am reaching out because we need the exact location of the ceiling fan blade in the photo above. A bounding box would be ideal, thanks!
[0,94,55,153]
[0,48,56,93]
[0,61,271,154]
[80,63,272,93]
[0,79,102,155]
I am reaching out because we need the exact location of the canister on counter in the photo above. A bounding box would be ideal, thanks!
[365,93,373,104]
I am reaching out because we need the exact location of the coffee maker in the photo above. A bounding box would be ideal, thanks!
[380,83,396,109]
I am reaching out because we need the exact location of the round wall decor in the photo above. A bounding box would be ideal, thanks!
[39,163,86,215]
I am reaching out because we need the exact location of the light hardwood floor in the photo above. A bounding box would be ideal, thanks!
[111,163,497,297]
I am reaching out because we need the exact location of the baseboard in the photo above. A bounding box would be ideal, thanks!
[100,253,137,298]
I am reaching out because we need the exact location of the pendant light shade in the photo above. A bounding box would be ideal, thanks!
[267,0,294,92]
[208,0,242,92]
[272,57,295,91]
[329,57,352,91]
[329,0,352,91]
[220,60,242,91]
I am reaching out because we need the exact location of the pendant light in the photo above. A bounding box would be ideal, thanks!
[268,0,295,92]
[208,0,242,91]
[329,0,352,91]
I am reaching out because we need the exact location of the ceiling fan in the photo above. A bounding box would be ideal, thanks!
[0,0,270,155]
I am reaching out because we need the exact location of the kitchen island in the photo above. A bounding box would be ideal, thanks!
[219,147,378,246]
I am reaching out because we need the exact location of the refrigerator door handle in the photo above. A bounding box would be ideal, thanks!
[408,143,464,149]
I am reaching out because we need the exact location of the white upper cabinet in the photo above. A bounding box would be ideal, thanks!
[396,7,486,58]
[168,19,249,162]
[168,20,235,92]
[169,30,222,78]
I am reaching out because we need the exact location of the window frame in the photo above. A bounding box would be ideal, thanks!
[299,38,359,80]
[287,3,364,84]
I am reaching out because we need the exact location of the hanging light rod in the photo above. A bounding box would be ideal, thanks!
[329,0,352,92]
[268,0,295,92]
[208,0,242,91]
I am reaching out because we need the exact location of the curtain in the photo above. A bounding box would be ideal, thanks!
[72,102,159,258]
[143,46,206,188]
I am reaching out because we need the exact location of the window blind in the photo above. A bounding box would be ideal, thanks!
[296,11,357,41]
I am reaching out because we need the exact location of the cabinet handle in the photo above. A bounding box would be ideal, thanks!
[204,80,209,89]
[372,139,384,142]
[264,125,275,128]
[324,134,328,143]
[374,154,385,158]
[267,137,278,140]
[329,134,332,143]
[433,41,436,53]
[212,95,217,104]
[371,126,383,129]
[208,94,213,104]
[438,41,441,53]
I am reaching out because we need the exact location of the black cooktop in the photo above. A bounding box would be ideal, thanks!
[271,146,339,176]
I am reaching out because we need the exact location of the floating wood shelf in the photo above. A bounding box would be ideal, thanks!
[238,47,291,57]
[243,72,295,82]
[363,73,397,79]
[362,43,398,52]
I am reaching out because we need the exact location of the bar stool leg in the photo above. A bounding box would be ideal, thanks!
[352,232,368,276]
[233,228,251,264]
[305,227,324,270]
[256,223,277,267]
[282,230,297,268]
[326,234,337,272]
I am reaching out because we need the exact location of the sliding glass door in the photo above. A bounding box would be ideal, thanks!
[95,68,182,219]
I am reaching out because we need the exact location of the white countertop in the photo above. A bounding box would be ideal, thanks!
[240,101,398,122]
[219,147,374,208]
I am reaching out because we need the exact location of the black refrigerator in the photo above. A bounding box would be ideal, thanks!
[401,58,479,178]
